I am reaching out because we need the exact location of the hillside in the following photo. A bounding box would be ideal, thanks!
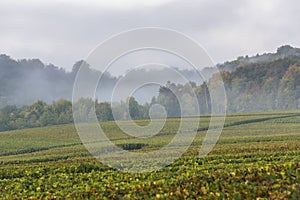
[0,57,117,107]
[1,45,300,112]
[0,56,201,107]
[155,48,300,113]
[217,45,300,72]
[221,55,300,112]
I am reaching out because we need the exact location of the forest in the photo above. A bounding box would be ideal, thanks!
[0,46,300,131]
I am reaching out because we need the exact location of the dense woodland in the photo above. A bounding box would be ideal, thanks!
[0,57,118,106]
[0,46,300,131]
[0,56,203,107]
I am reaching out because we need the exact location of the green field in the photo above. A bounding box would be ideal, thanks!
[0,111,300,199]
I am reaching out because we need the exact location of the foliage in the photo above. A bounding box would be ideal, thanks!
[157,57,300,113]
[0,111,300,199]
[0,97,153,131]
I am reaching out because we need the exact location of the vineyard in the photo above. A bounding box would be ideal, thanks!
[0,111,300,199]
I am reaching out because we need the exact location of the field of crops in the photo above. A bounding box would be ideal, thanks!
[0,110,300,199]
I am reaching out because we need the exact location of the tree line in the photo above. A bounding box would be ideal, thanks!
[1,54,300,132]
[0,80,204,132]
[0,97,152,131]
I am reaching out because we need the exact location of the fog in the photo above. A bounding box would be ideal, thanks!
[0,54,209,107]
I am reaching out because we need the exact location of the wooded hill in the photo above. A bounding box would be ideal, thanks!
[0,45,299,117]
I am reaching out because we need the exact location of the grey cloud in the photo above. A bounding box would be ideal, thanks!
[0,0,299,72]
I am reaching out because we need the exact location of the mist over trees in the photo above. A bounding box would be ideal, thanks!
[222,56,300,112]
[0,55,205,107]
[0,55,74,106]
[0,45,300,131]
[1,45,299,108]
[154,56,300,113]
[1,54,300,131]
[0,56,119,107]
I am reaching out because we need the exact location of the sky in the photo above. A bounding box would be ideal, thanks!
[0,0,300,74]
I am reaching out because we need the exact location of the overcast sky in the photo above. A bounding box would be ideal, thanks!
[0,0,299,73]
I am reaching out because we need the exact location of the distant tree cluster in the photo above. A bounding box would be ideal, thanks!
[155,57,300,113]
[0,55,204,108]
[222,57,300,112]
[0,97,151,131]
[1,47,300,132]
[0,99,114,131]
[0,99,72,131]
[0,56,117,107]
[0,84,203,131]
